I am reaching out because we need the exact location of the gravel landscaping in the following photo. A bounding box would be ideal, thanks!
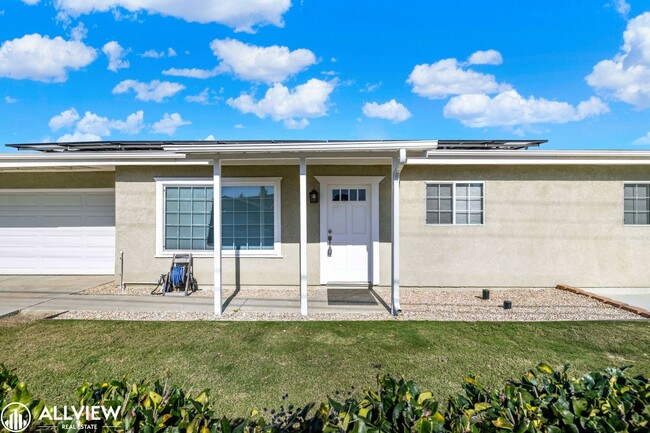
[79,283,320,298]
[58,287,644,321]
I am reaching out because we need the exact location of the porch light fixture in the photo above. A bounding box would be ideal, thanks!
[309,189,319,203]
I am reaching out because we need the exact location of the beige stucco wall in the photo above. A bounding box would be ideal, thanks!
[0,171,115,189]
[400,164,650,288]
[4,165,649,288]
[115,165,391,287]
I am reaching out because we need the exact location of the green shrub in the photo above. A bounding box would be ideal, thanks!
[1,364,44,432]
[1,363,648,432]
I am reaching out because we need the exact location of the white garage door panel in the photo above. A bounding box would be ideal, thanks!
[0,190,115,275]
[0,234,39,248]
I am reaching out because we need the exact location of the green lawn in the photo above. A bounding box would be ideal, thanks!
[1,320,649,416]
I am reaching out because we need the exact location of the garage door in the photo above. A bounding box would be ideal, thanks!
[0,189,115,275]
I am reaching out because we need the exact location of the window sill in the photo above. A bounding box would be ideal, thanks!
[424,224,485,227]
[155,252,283,259]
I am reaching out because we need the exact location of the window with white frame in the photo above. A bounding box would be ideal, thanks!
[624,183,650,225]
[157,178,281,255]
[426,182,484,225]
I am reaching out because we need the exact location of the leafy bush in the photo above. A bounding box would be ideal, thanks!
[1,363,648,432]
[0,364,44,431]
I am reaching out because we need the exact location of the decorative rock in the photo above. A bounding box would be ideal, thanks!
[49,287,644,322]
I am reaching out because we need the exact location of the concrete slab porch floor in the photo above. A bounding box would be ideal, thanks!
[0,281,388,317]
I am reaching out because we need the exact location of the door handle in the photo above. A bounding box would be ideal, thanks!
[327,229,332,257]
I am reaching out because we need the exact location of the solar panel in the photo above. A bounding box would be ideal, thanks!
[6,139,546,153]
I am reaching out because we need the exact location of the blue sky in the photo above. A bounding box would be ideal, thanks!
[0,0,649,151]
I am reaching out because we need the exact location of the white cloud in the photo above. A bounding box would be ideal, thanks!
[0,33,96,82]
[467,49,503,65]
[284,118,309,129]
[443,90,609,127]
[112,110,145,134]
[210,38,316,83]
[162,67,218,79]
[185,88,217,104]
[407,58,508,99]
[142,47,176,58]
[4,96,18,103]
[204,134,216,140]
[234,123,244,129]
[227,79,334,128]
[74,110,144,135]
[142,49,165,59]
[360,82,382,93]
[49,107,80,131]
[112,79,185,102]
[58,131,102,142]
[54,109,144,141]
[362,99,412,123]
[633,131,650,145]
[75,111,113,136]
[54,0,292,33]
[70,22,87,41]
[587,12,650,109]
[151,112,190,135]
[22,0,40,5]
[102,41,129,72]
[614,0,631,18]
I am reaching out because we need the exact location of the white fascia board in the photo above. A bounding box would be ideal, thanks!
[0,151,179,160]
[412,150,650,165]
[164,140,438,153]
[0,160,211,169]
[0,152,212,169]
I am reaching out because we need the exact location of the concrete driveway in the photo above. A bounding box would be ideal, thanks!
[580,287,650,313]
[0,275,110,318]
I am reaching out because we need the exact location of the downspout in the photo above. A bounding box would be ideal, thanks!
[391,148,407,316]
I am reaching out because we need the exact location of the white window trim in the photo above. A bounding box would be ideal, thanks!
[623,182,650,227]
[155,177,282,258]
[424,181,485,226]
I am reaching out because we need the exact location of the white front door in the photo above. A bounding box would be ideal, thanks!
[325,185,371,283]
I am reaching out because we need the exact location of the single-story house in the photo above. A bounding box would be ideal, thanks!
[1,139,649,316]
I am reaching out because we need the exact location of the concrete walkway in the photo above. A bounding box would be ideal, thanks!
[0,277,389,317]
[21,291,388,315]
[0,275,111,318]
[580,287,650,313]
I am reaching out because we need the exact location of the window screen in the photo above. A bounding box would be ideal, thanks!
[426,182,483,225]
[164,184,276,251]
[624,184,650,225]
[221,185,275,250]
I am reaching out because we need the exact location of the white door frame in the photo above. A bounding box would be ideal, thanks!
[315,176,383,285]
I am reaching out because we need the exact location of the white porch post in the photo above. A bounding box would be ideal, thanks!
[213,159,222,315]
[299,157,308,315]
[391,149,406,316]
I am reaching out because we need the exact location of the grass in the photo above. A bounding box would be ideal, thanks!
[1,320,649,416]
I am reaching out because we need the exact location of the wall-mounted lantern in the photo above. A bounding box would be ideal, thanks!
[309,189,319,203]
